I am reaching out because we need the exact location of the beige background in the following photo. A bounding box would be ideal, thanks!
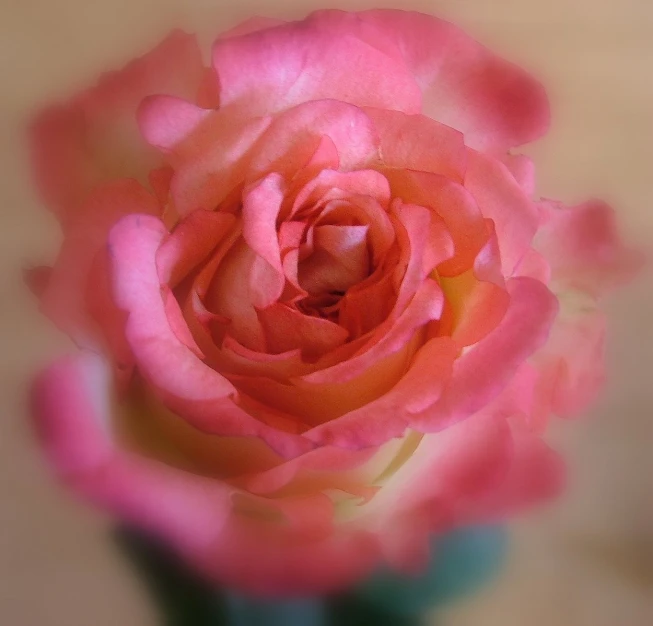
[1,0,651,624]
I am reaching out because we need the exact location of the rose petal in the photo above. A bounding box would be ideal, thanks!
[291,168,391,217]
[440,223,510,347]
[304,337,459,449]
[365,107,467,182]
[246,99,379,181]
[453,420,565,523]
[412,277,558,431]
[384,170,487,277]
[156,209,236,287]
[32,353,234,553]
[30,31,205,221]
[464,149,540,275]
[41,179,159,347]
[257,303,349,358]
[168,111,272,215]
[502,153,536,196]
[298,224,370,294]
[359,9,550,150]
[109,214,310,457]
[212,12,421,118]
[241,173,287,273]
[535,199,643,297]
[535,294,609,418]
[303,278,445,385]
[205,240,284,349]
[198,517,378,595]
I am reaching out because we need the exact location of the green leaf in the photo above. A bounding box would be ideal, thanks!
[355,525,507,616]
[327,592,422,626]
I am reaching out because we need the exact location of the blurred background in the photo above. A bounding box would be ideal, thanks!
[1,0,651,624]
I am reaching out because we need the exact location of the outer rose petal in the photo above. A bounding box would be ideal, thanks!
[220,17,287,39]
[212,11,421,118]
[138,97,273,215]
[40,179,160,348]
[362,413,511,570]
[196,518,379,596]
[535,296,609,418]
[30,31,206,222]
[502,153,536,196]
[358,9,550,151]
[464,149,540,275]
[412,277,558,431]
[453,421,565,524]
[535,199,643,297]
[32,353,234,553]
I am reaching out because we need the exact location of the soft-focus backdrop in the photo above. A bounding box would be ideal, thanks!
[1,1,651,624]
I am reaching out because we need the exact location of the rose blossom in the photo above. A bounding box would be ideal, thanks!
[28,10,638,595]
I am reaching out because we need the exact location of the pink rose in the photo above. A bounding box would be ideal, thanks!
[29,10,638,595]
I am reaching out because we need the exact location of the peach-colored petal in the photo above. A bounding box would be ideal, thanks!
[109,214,236,400]
[115,380,283,481]
[359,9,550,150]
[291,168,391,217]
[305,337,459,449]
[361,412,512,569]
[440,223,510,347]
[298,224,370,294]
[257,303,349,359]
[30,31,205,222]
[241,173,286,273]
[108,214,310,457]
[237,444,378,496]
[514,247,551,284]
[303,278,445,386]
[205,240,284,349]
[339,270,396,338]
[368,412,512,524]
[171,113,273,215]
[384,170,487,277]
[317,193,395,266]
[391,201,453,312]
[156,209,236,287]
[83,249,132,378]
[233,326,423,428]
[148,166,174,207]
[137,95,212,154]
